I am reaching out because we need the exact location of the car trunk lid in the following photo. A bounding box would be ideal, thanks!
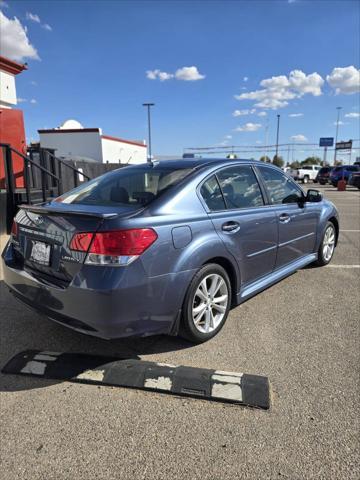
[11,203,136,287]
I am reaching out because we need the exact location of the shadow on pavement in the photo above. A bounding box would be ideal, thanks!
[0,280,193,393]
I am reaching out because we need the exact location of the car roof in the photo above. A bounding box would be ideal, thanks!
[147,158,264,170]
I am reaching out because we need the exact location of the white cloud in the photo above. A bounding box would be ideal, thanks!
[232,108,256,117]
[42,23,52,31]
[326,66,360,95]
[17,97,27,103]
[235,69,324,109]
[243,76,248,82]
[146,66,205,82]
[0,1,9,8]
[146,69,174,81]
[289,113,304,117]
[175,66,205,81]
[234,122,262,132]
[333,120,346,126]
[26,12,41,23]
[256,140,262,144]
[257,111,267,117]
[30,80,38,86]
[291,134,308,142]
[0,11,39,61]
[225,135,232,139]
[345,112,360,118]
[30,98,37,104]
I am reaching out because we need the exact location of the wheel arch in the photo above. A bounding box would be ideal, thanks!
[328,216,339,246]
[202,256,240,306]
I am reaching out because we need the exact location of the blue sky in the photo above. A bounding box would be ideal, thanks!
[1,0,359,161]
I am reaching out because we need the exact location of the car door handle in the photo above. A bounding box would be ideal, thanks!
[222,221,240,233]
[279,213,291,223]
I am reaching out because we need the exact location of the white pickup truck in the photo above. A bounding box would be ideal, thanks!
[289,165,321,184]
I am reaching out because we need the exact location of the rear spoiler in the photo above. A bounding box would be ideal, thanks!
[18,204,119,219]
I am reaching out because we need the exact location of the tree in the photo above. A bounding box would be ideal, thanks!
[289,161,301,169]
[301,156,322,166]
[272,155,284,168]
[259,155,271,163]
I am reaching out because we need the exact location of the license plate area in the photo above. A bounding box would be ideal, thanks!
[29,240,51,266]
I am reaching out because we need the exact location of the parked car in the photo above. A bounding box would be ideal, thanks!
[329,165,360,187]
[315,166,333,185]
[2,159,339,343]
[289,165,321,183]
[348,171,360,189]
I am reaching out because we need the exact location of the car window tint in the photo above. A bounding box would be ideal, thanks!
[258,166,303,204]
[56,167,193,207]
[200,175,226,211]
[216,166,264,209]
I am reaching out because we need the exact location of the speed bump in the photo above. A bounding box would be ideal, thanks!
[2,350,270,409]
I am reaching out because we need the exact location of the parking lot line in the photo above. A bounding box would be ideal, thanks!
[325,265,360,268]
[340,230,360,232]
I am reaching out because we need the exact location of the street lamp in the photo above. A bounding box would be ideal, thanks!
[142,103,155,162]
[275,114,280,160]
[333,106,342,165]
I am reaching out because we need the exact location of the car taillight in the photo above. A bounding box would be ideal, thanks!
[70,229,158,266]
[11,220,18,237]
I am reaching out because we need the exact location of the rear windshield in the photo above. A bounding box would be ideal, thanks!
[55,166,193,207]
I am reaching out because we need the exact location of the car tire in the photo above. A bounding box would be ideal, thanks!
[303,175,309,184]
[314,221,336,266]
[180,263,231,343]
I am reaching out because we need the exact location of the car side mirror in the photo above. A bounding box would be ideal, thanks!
[306,189,323,203]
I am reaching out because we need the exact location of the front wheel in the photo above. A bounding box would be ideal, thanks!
[314,222,336,266]
[180,264,231,343]
[303,175,309,184]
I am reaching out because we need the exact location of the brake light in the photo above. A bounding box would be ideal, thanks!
[11,221,18,237]
[69,232,93,252]
[70,229,158,266]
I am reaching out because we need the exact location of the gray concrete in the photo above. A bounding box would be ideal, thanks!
[0,183,359,479]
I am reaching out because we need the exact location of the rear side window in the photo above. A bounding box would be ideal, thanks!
[56,166,193,207]
[346,166,359,172]
[200,175,226,211]
[216,166,264,209]
[258,166,303,204]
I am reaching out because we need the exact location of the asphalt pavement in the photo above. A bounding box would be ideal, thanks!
[0,183,359,479]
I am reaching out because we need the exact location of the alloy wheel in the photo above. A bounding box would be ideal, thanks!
[192,274,229,334]
[322,225,335,262]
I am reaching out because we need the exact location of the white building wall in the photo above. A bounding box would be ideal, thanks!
[101,138,147,164]
[39,131,103,162]
[0,70,17,108]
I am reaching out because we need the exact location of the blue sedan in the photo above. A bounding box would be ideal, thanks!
[2,159,339,343]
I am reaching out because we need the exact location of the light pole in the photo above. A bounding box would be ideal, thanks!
[275,114,280,160]
[333,106,342,165]
[142,103,154,162]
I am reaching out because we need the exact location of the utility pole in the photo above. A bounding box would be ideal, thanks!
[333,106,342,165]
[275,114,280,160]
[142,103,155,162]
[264,119,269,162]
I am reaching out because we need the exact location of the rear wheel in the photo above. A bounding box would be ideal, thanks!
[314,222,336,266]
[303,175,310,184]
[180,264,231,343]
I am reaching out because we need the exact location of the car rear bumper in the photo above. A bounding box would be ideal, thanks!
[2,241,195,339]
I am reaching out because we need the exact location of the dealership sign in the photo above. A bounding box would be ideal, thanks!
[319,137,334,147]
[336,140,353,150]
